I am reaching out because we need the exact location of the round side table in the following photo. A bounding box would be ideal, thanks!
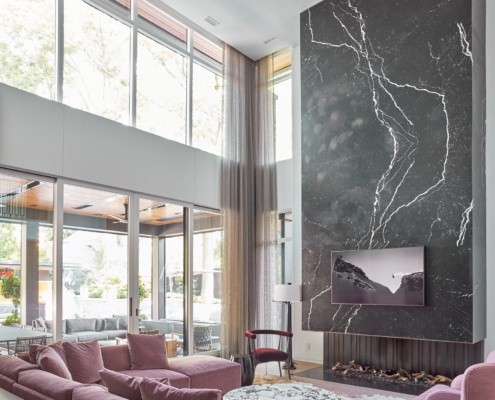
[230,354,254,386]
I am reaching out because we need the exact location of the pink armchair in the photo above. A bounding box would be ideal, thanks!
[415,351,495,400]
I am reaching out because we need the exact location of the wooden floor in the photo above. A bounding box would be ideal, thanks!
[255,360,416,399]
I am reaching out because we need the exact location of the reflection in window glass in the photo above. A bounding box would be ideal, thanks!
[137,34,187,144]
[274,77,293,161]
[64,0,130,124]
[192,211,222,353]
[0,173,54,328]
[0,0,55,99]
[192,63,223,156]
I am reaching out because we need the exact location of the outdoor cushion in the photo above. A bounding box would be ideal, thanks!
[127,333,170,370]
[104,329,127,339]
[100,368,169,400]
[66,318,96,333]
[104,318,120,330]
[70,331,108,342]
[139,378,222,400]
[63,340,104,384]
[113,314,128,330]
[45,319,67,334]
[37,346,72,380]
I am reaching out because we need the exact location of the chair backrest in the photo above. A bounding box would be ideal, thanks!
[193,325,212,350]
[140,329,159,335]
[14,336,47,355]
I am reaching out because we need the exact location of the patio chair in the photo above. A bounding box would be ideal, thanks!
[13,335,47,356]
[172,325,213,354]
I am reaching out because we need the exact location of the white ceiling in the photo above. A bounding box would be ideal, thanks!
[158,0,323,61]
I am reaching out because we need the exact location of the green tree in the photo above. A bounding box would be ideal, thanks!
[0,223,20,260]
[0,272,21,326]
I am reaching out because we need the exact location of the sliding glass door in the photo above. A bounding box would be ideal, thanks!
[0,171,54,328]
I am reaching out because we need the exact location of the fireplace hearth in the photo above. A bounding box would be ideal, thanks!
[328,360,452,390]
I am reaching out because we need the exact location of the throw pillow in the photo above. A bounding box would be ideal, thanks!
[29,341,68,366]
[127,333,170,370]
[62,340,104,384]
[104,318,120,331]
[113,314,127,330]
[99,368,169,400]
[66,318,96,333]
[34,316,47,330]
[139,378,222,400]
[37,346,73,380]
[451,374,464,390]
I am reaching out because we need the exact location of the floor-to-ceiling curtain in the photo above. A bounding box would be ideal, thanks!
[220,45,278,358]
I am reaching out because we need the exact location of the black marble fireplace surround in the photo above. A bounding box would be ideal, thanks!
[300,0,486,374]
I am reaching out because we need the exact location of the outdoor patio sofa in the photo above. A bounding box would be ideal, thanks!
[0,341,240,399]
[33,317,126,344]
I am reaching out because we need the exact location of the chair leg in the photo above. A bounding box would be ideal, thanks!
[278,362,282,377]
[288,366,291,380]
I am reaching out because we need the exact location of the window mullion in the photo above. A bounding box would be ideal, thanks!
[129,0,138,127]
[186,29,193,146]
[55,0,64,102]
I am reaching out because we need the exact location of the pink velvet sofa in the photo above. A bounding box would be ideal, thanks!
[0,344,241,399]
[414,351,495,400]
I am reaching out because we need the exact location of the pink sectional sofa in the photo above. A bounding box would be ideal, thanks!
[414,351,495,400]
[0,344,241,399]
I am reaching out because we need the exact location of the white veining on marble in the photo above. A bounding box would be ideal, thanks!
[307,285,332,329]
[457,22,473,63]
[308,2,451,249]
[313,246,324,278]
[344,305,362,333]
[428,42,440,61]
[457,200,474,246]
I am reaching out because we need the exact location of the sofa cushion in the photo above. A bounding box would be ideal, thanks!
[104,329,127,340]
[104,318,120,331]
[169,355,241,394]
[96,318,105,332]
[71,331,109,342]
[34,316,47,330]
[13,383,57,400]
[17,369,85,400]
[30,341,69,366]
[66,318,96,333]
[118,370,189,389]
[0,354,39,381]
[139,378,222,400]
[127,333,170,370]
[63,340,104,384]
[73,385,127,400]
[100,368,169,400]
[37,346,72,380]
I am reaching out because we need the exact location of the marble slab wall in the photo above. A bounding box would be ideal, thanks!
[301,0,485,342]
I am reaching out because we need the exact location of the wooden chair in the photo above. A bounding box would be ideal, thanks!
[245,329,293,379]
[13,335,46,356]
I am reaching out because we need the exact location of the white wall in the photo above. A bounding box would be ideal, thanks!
[0,84,220,209]
[484,1,494,357]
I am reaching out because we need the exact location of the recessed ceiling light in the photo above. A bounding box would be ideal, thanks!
[264,36,278,45]
[205,16,219,27]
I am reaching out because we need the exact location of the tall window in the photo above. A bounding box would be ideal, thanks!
[64,1,131,124]
[136,34,187,143]
[0,0,224,156]
[0,0,56,100]
[273,49,293,161]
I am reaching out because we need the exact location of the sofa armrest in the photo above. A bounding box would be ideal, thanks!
[414,385,460,400]
[461,362,495,400]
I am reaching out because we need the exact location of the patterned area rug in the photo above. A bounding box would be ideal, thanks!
[225,383,409,400]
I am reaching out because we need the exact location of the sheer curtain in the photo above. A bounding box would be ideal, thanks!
[220,45,278,358]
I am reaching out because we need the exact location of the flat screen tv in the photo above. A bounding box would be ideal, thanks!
[331,246,425,306]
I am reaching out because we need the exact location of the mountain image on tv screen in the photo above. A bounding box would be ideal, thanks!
[331,247,425,306]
